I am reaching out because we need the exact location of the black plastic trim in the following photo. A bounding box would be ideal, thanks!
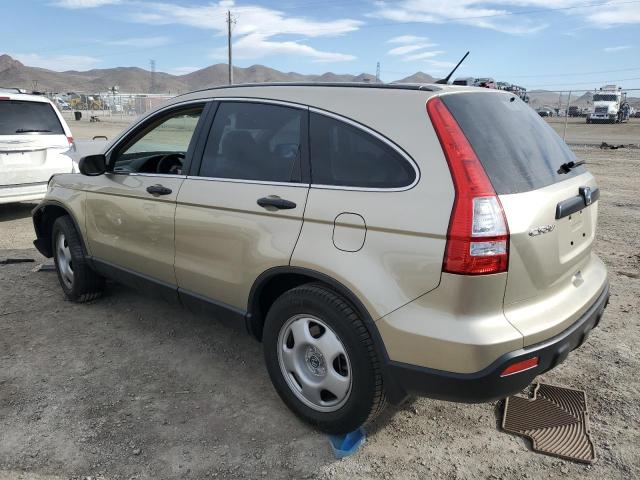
[90,258,179,304]
[179,288,246,326]
[31,200,89,258]
[385,282,609,403]
[556,187,600,219]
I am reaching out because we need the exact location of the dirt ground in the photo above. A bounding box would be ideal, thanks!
[1,145,639,480]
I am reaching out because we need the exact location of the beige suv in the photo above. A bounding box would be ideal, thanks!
[32,84,609,434]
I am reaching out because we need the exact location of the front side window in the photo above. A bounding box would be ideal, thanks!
[199,102,304,183]
[111,105,203,175]
[309,113,416,189]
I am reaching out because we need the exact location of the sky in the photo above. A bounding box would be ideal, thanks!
[2,0,640,90]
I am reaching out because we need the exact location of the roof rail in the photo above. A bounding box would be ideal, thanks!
[175,82,441,99]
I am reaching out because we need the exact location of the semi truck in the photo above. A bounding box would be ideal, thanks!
[587,85,631,123]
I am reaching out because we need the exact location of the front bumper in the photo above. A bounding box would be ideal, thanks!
[383,282,609,403]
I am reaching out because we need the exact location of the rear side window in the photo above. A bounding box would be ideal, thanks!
[0,100,64,136]
[310,113,416,189]
[199,102,304,183]
[441,93,585,195]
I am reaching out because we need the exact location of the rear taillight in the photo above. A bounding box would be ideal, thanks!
[67,136,74,146]
[0,97,9,101]
[427,96,509,275]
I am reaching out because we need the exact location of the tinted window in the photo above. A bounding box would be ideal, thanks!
[199,102,304,183]
[310,113,415,188]
[112,107,203,175]
[441,93,585,195]
[0,100,64,135]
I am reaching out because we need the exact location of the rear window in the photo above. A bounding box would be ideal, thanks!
[441,92,585,195]
[0,100,65,136]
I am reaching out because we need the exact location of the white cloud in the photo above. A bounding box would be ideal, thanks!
[371,0,548,34]
[11,53,100,71]
[371,0,640,34]
[403,50,445,61]
[213,33,355,62]
[388,44,431,56]
[51,0,121,8]
[125,1,360,62]
[602,45,632,52]
[106,36,171,48]
[387,35,429,44]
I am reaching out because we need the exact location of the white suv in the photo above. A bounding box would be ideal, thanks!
[0,91,74,204]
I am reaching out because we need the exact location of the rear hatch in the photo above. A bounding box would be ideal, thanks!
[0,99,71,186]
[441,91,606,345]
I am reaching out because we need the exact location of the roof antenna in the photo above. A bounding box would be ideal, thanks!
[436,51,470,85]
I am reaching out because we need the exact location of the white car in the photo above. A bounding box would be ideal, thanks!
[0,92,74,204]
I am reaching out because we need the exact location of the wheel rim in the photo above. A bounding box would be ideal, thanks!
[277,314,352,412]
[56,232,74,288]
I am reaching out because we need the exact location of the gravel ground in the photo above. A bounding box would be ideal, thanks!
[0,145,639,480]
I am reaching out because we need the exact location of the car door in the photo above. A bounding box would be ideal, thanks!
[174,100,310,312]
[84,101,209,290]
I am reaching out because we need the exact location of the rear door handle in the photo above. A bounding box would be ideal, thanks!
[146,184,172,196]
[257,196,297,210]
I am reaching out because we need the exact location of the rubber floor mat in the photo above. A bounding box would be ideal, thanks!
[502,383,595,464]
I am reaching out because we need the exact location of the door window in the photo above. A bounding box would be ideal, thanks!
[309,112,416,189]
[199,102,305,183]
[111,105,203,175]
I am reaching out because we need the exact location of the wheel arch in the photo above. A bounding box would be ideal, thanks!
[247,266,385,349]
[32,201,87,258]
[248,266,407,405]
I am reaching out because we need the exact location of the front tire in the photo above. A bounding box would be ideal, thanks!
[263,283,386,434]
[52,216,104,302]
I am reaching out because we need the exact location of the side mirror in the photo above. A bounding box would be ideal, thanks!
[79,154,106,176]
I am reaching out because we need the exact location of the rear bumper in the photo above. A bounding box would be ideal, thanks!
[383,281,609,403]
[0,182,47,204]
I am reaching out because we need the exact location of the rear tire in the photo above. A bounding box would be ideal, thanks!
[263,283,386,434]
[52,216,104,302]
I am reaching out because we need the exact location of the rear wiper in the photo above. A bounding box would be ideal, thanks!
[15,128,51,133]
[557,160,586,174]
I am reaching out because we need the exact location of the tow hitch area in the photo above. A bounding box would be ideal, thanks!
[502,383,595,464]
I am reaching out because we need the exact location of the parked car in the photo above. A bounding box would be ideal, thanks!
[537,107,554,117]
[0,92,74,204]
[474,77,496,88]
[32,83,609,434]
[452,77,474,86]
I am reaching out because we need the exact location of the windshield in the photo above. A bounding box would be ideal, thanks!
[0,100,65,136]
[593,94,618,102]
[441,92,585,195]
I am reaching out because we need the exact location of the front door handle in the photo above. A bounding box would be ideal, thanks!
[257,196,297,210]
[146,184,172,196]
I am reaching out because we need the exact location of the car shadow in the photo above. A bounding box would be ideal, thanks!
[0,202,37,222]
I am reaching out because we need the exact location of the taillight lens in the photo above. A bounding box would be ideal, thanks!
[67,136,74,146]
[427,96,509,275]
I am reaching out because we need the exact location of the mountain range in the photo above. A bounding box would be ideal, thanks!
[2,54,637,109]
[0,54,430,93]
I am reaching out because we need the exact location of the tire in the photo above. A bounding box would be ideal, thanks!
[263,283,386,434]
[52,216,104,302]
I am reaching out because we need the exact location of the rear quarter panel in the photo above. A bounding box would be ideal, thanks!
[286,89,455,320]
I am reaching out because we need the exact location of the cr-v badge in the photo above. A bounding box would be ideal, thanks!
[529,224,555,236]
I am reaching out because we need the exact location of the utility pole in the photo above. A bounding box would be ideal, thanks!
[226,10,235,85]
[150,59,156,93]
[376,62,380,83]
